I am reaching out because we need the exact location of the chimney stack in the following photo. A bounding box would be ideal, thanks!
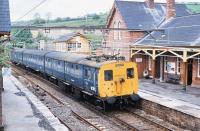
[166,0,176,19]
[145,0,155,9]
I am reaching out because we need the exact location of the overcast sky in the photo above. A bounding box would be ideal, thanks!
[9,0,199,22]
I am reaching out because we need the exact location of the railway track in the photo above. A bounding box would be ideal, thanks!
[11,64,184,131]
[11,66,122,131]
[108,111,172,131]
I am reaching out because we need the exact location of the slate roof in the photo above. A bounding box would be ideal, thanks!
[0,0,11,33]
[113,1,195,29]
[54,32,87,43]
[136,14,200,46]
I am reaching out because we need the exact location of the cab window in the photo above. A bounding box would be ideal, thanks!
[104,70,113,81]
[127,68,134,79]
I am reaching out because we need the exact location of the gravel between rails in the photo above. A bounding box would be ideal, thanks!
[12,67,126,131]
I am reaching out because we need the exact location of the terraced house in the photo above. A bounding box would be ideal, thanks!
[104,0,200,88]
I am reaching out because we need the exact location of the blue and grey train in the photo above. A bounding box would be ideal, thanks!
[11,48,139,108]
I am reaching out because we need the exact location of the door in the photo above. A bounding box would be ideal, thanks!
[155,57,161,78]
[187,59,193,85]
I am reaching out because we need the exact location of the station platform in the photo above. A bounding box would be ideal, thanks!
[139,79,200,118]
[2,68,68,131]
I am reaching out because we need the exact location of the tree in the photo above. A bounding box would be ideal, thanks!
[92,14,100,20]
[33,13,46,25]
[12,29,33,44]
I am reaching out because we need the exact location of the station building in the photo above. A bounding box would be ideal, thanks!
[104,0,200,88]
[103,0,199,60]
[131,14,200,88]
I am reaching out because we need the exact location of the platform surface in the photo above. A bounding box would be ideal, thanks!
[139,79,200,118]
[2,68,68,131]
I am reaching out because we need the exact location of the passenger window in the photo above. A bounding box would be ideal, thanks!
[127,68,134,79]
[76,65,79,70]
[104,70,113,81]
[85,69,88,76]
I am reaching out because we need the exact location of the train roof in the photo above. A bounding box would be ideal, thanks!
[12,49,124,68]
[46,52,118,68]
[23,49,52,56]
[45,51,88,63]
[12,48,25,53]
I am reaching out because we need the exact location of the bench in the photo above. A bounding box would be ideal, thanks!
[166,73,181,84]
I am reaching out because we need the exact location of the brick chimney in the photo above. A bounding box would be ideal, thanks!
[166,0,176,19]
[145,0,155,9]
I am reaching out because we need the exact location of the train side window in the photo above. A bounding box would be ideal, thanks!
[104,70,113,81]
[85,69,88,77]
[127,68,134,79]
[76,65,79,70]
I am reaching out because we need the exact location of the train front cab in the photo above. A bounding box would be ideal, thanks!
[98,62,139,105]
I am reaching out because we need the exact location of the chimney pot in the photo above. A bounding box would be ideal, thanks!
[145,0,155,9]
[166,0,176,19]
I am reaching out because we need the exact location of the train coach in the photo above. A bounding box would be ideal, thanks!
[11,48,139,109]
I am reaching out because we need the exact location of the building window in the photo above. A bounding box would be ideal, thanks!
[113,22,118,40]
[118,21,121,40]
[148,56,152,70]
[78,43,81,48]
[177,58,181,74]
[164,57,168,72]
[198,56,200,77]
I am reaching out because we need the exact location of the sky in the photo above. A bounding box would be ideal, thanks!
[9,0,199,22]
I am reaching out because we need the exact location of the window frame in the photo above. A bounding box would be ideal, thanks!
[118,21,121,40]
[127,68,134,79]
[104,70,113,81]
[198,56,200,77]
[113,22,118,40]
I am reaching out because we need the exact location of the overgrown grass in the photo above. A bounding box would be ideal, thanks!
[35,14,107,27]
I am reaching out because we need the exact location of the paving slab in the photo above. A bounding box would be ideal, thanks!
[139,79,200,118]
[2,68,68,131]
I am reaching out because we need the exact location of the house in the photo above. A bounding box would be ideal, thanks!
[52,32,90,54]
[104,0,199,60]
[131,13,200,88]
[0,0,11,38]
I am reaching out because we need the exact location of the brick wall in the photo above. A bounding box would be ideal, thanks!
[104,6,145,60]
[139,56,200,88]
[192,60,200,88]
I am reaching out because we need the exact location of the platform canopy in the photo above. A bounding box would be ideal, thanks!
[131,45,200,62]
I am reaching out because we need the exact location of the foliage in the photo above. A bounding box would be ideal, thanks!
[186,3,200,13]
[13,12,108,27]
[33,13,46,25]
[0,45,9,67]
[92,14,100,20]
[12,29,33,43]
[86,34,103,50]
